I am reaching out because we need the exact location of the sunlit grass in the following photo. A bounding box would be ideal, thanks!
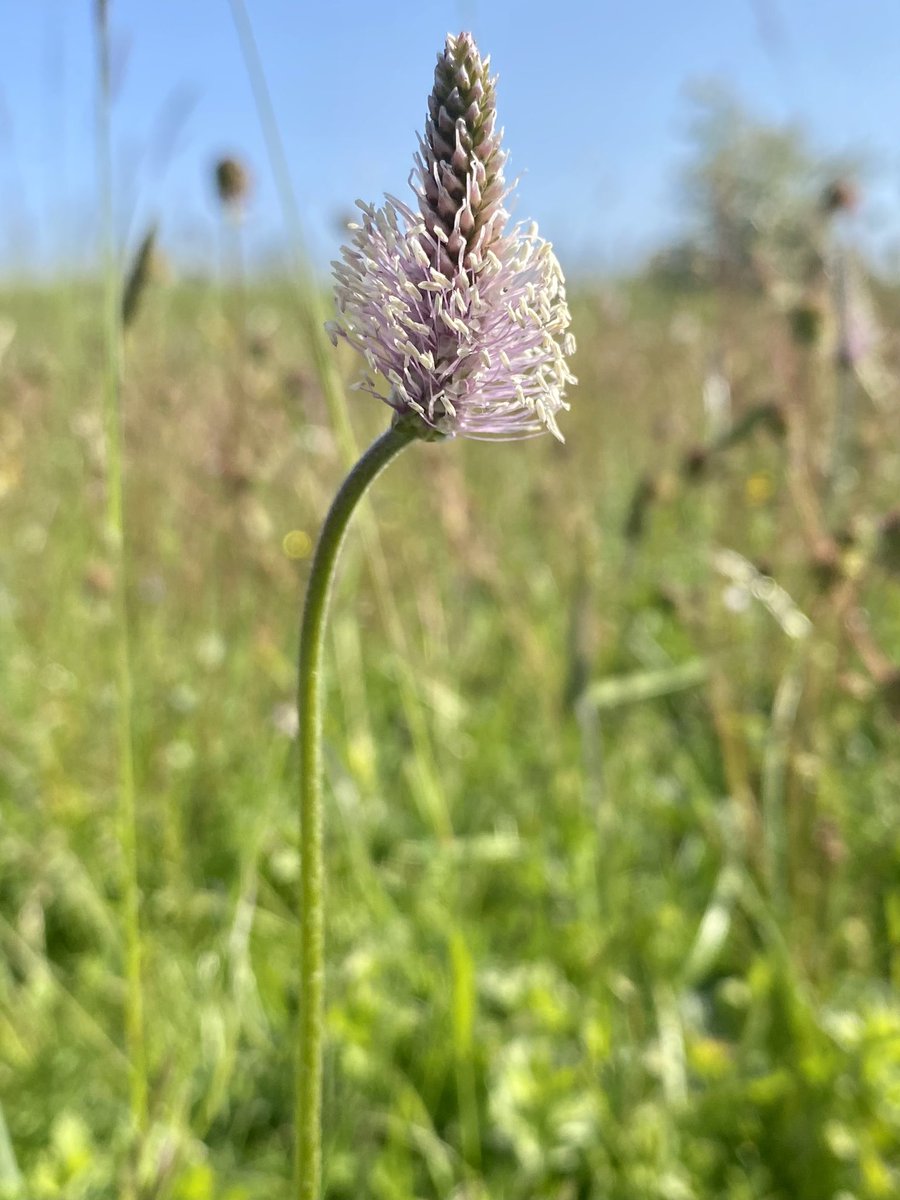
[1,269,899,1197]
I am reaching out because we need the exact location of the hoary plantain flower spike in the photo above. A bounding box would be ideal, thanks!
[329,31,576,441]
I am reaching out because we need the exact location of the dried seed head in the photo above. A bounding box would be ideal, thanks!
[681,445,709,481]
[789,298,825,347]
[877,668,900,723]
[622,472,657,543]
[809,541,842,593]
[121,225,158,330]
[329,32,576,441]
[877,510,900,576]
[214,156,251,208]
[821,178,859,216]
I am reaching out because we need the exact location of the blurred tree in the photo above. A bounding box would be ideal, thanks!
[650,84,858,292]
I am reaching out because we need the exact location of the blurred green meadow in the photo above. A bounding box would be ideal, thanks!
[3,45,900,1200]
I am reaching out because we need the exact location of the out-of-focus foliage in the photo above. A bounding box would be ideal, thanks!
[2,254,900,1198]
[646,86,857,292]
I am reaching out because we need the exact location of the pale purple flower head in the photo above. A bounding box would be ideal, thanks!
[329,32,576,441]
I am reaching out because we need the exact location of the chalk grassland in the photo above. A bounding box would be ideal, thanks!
[1,277,899,1197]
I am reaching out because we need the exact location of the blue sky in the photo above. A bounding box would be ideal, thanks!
[3,0,900,277]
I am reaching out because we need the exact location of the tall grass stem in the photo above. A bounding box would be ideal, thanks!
[225,0,355,454]
[94,0,148,1155]
[761,641,808,921]
[826,240,858,523]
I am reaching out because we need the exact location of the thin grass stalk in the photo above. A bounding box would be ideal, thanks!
[449,930,481,1174]
[93,0,148,1154]
[826,243,857,523]
[215,194,249,568]
[330,610,378,783]
[217,196,246,356]
[225,0,353,452]
[294,420,417,1200]
[760,640,808,922]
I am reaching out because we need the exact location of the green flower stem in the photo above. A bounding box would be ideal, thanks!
[295,418,418,1200]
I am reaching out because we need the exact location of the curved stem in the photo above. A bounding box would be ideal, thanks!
[295,418,418,1199]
